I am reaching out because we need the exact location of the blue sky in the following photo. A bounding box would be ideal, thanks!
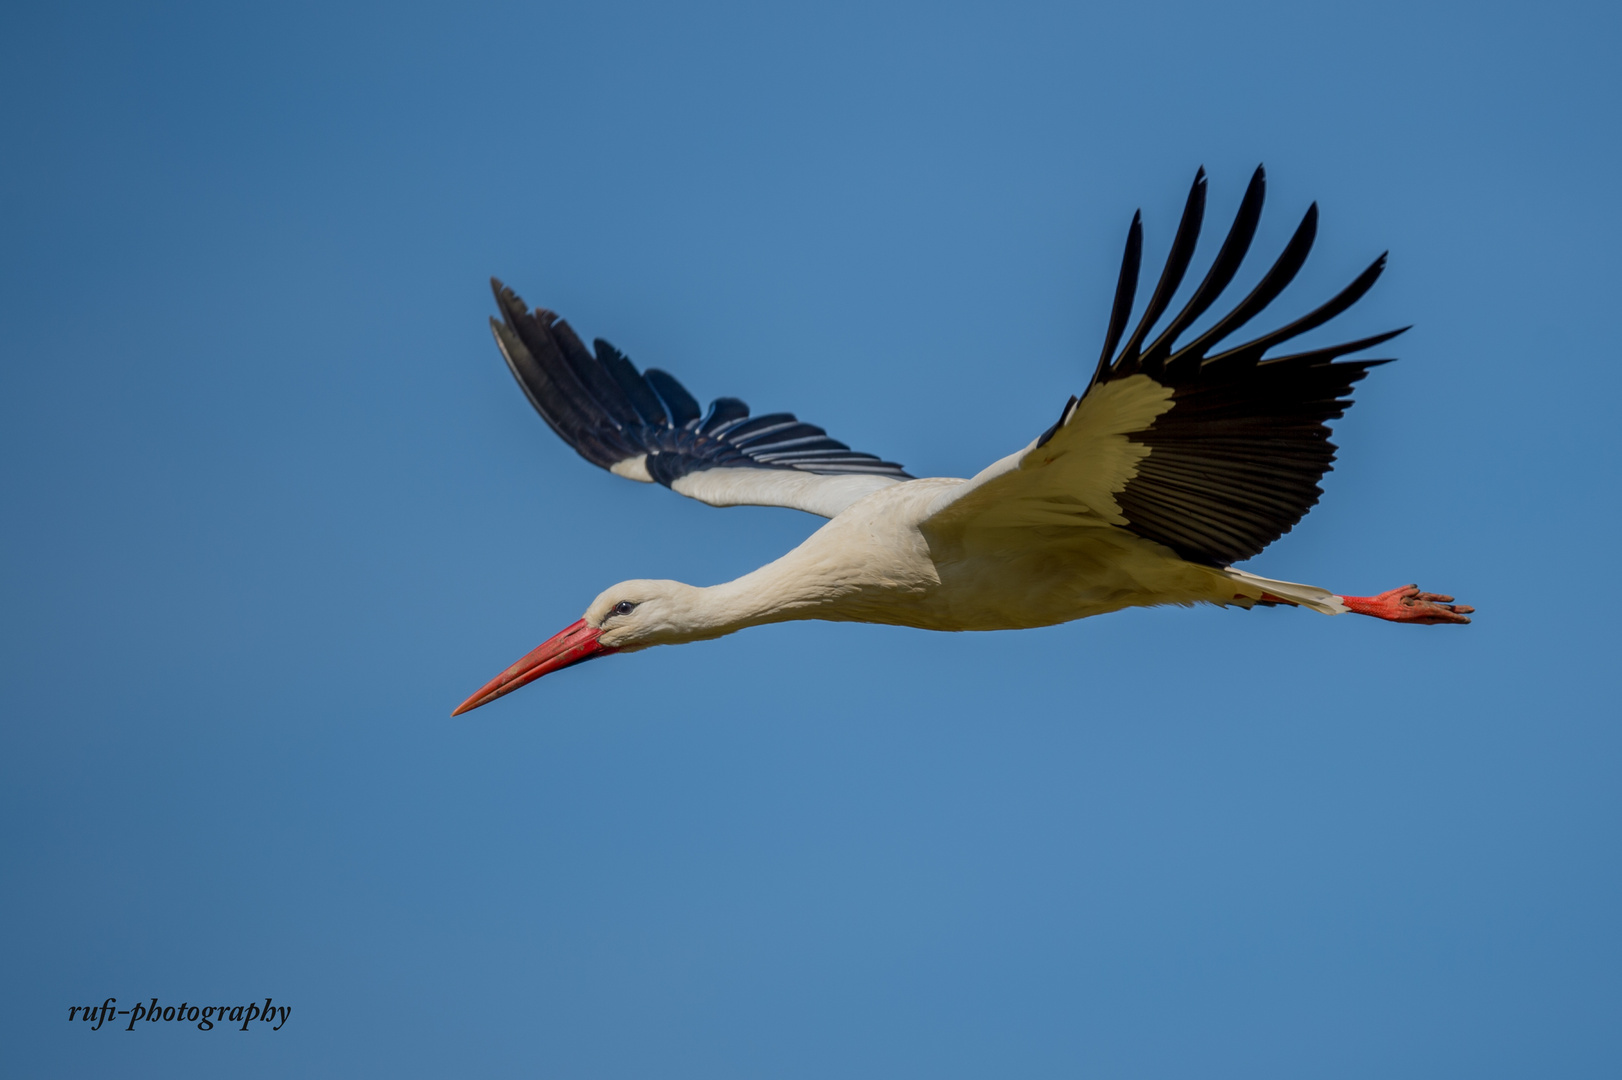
[3,1,1619,1076]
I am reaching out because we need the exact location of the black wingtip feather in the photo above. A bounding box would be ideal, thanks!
[489,287,911,485]
[1117,169,1208,376]
[1092,211,1142,389]
[643,368,702,428]
[1139,165,1268,367]
[1205,252,1393,370]
[1075,169,1405,567]
[1175,201,1320,371]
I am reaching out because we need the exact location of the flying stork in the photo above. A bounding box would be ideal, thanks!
[453,167,1472,716]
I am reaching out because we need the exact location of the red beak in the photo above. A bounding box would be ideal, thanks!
[451,619,618,716]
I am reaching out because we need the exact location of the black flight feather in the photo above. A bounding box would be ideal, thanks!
[1117,168,1207,374]
[1080,169,1401,567]
[1091,212,1142,390]
[488,280,911,487]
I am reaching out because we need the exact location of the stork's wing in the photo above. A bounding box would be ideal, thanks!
[489,280,912,518]
[924,166,1399,566]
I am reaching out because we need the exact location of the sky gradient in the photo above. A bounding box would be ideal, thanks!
[4,1,1620,1076]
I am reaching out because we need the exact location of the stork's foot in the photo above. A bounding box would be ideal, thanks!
[1339,584,1474,625]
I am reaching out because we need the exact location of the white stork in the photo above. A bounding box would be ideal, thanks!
[453,167,1471,716]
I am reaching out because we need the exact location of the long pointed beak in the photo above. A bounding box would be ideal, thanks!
[451,619,617,716]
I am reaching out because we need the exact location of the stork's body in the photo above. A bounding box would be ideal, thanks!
[618,478,1335,645]
[453,167,1471,715]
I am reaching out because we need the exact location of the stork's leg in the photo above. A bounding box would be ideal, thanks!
[1217,569,1473,623]
[1337,584,1473,625]
[1219,567,1344,614]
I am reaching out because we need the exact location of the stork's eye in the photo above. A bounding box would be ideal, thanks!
[613,601,637,616]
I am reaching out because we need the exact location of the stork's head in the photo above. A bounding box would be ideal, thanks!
[451,579,706,715]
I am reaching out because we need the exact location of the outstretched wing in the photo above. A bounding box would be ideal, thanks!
[489,280,912,518]
[925,166,1398,566]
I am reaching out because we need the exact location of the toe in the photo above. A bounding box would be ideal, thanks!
[1422,603,1472,624]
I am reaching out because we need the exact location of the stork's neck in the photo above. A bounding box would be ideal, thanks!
[643,494,936,645]
[684,561,844,638]
[666,544,894,643]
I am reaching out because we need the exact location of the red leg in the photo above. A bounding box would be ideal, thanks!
[1338,584,1474,625]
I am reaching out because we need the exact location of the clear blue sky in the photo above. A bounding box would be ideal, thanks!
[3,1,1618,1076]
